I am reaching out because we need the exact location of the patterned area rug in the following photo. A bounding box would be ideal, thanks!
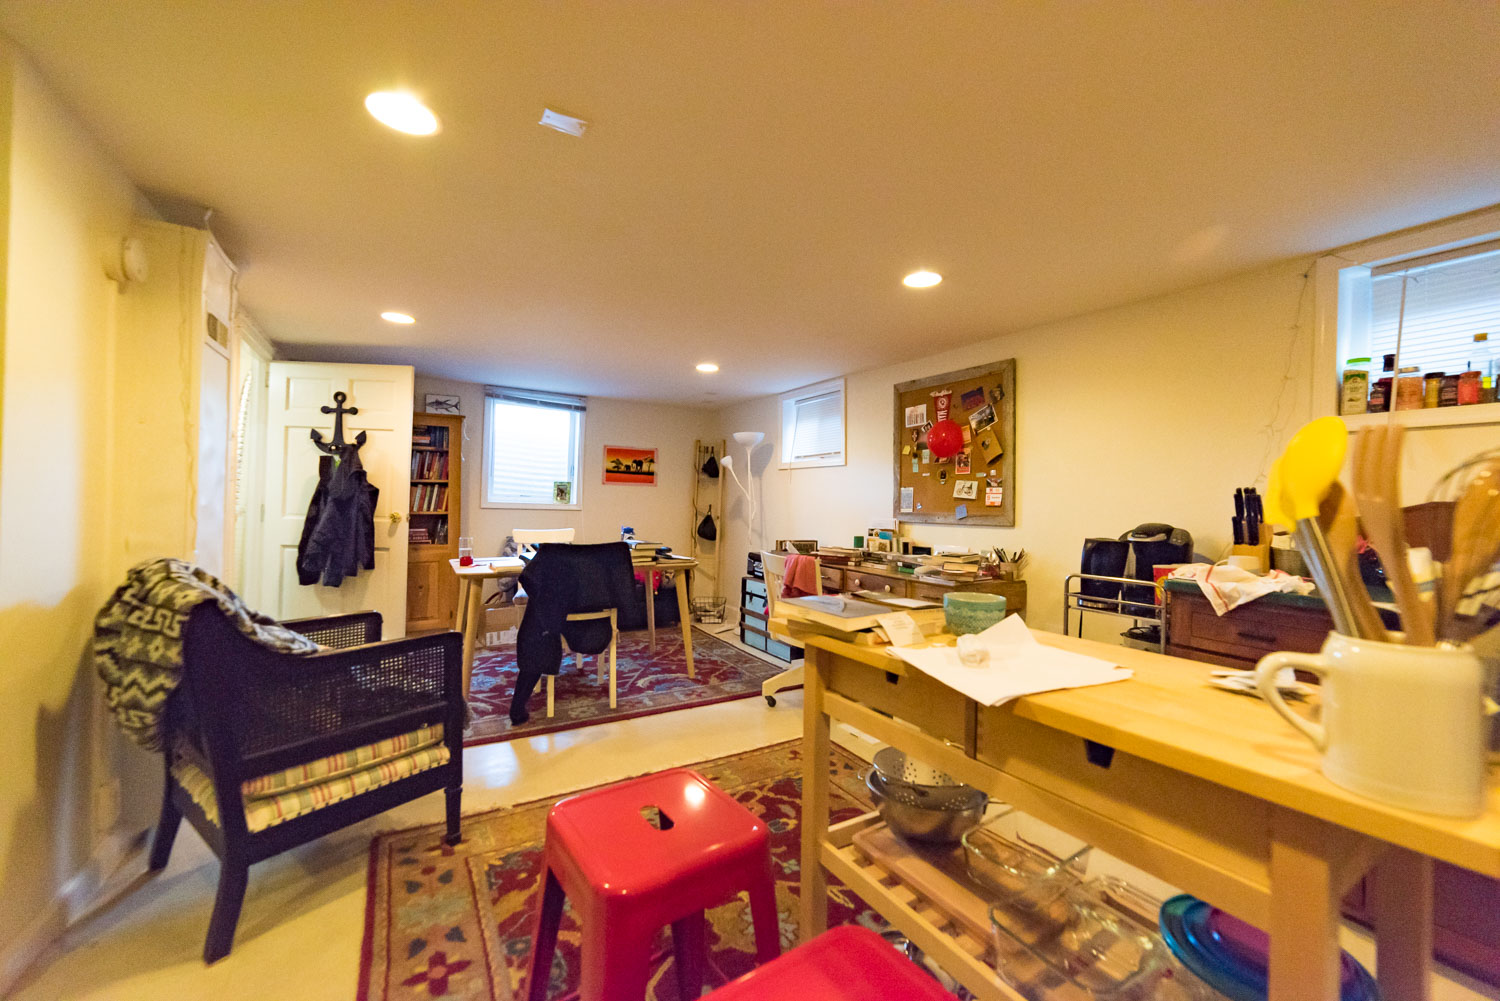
[464,626,790,746]
[358,740,876,1001]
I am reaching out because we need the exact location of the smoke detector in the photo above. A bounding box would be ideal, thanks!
[539,108,588,137]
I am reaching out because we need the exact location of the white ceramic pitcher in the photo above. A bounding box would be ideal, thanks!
[1256,633,1489,818]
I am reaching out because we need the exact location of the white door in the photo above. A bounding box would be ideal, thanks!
[262,362,414,636]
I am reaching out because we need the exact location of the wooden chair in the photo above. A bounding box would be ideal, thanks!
[152,607,464,963]
[513,528,619,716]
[758,550,822,706]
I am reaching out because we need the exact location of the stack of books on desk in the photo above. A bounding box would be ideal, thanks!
[780,594,945,645]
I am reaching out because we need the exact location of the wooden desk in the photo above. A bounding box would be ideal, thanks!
[816,561,1028,618]
[800,631,1500,1000]
[448,554,699,695]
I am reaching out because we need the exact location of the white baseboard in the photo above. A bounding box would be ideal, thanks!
[0,825,149,998]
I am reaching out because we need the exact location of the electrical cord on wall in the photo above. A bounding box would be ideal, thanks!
[1251,266,1313,489]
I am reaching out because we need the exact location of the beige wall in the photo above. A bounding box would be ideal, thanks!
[412,377,723,590]
[714,252,1496,637]
[0,43,164,970]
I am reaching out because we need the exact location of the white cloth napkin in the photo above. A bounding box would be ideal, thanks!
[887,615,1131,706]
[1167,563,1314,616]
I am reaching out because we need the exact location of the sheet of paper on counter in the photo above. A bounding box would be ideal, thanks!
[887,615,1131,706]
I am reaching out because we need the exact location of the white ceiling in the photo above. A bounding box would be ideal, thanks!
[4,3,1498,404]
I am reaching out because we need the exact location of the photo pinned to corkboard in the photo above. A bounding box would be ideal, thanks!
[893,360,1015,526]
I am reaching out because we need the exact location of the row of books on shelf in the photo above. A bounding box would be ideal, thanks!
[411,450,450,480]
[412,425,451,449]
[408,522,449,546]
[410,483,449,512]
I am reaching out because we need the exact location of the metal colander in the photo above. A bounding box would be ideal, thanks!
[868,770,986,811]
[874,747,961,788]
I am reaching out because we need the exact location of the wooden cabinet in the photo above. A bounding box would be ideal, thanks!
[406,412,462,632]
[1165,586,1331,667]
[1164,584,1500,986]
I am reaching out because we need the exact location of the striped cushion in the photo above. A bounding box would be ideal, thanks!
[241,724,444,796]
[172,728,451,833]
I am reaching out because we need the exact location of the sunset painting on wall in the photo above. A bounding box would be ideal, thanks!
[603,446,657,485]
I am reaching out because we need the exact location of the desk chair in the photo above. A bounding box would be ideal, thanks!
[513,528,618,716]
[758,550,821,707]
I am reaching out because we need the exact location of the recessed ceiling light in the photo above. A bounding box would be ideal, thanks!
[364,91,440,135]
[381,311,416,324]
[903,270,942,288]
[696,362,719,373]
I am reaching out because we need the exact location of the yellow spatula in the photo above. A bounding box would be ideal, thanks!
[1269,417,1361,637]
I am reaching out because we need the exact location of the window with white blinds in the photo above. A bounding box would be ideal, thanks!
[1368,245,1500,377]
[482,388,585,507]
[780,378,845,468]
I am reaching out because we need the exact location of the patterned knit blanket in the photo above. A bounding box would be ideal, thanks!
[93,558,319,751]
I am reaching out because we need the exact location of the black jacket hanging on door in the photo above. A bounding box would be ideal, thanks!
[296,449,379,587]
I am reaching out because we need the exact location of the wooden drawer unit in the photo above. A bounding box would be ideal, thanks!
[1165,587,1330,667]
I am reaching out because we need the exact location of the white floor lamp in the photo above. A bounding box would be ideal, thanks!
[719,430,765,550]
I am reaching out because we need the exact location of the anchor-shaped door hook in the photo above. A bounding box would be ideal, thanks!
[310,391,368,455]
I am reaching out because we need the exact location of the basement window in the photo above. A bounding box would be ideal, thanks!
[1316,207,1500,429]
[780,378,846,469]
[482,387,585,509]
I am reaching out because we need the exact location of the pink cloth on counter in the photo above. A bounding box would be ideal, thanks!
[781,554,821,598]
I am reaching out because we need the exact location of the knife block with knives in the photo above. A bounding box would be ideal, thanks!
[1230,486,1272,572]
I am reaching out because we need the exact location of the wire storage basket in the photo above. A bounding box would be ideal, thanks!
[691,596,727,623]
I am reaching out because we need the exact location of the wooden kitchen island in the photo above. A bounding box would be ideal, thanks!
[799,631,1500,1001]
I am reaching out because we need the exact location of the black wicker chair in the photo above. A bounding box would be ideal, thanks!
[148,606,464,963]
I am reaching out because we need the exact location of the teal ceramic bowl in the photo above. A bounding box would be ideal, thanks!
[943,592,1007,635]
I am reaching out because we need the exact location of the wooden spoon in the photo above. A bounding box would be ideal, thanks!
[1440,459,1500,641]
[1318,482,1388,642]
[1353,425,1434,645]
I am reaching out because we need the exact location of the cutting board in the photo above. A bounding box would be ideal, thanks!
[851,825,993,942]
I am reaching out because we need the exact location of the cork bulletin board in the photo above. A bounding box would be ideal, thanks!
[893,360,1016,526]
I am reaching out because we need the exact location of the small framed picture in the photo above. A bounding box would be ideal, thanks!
[552,481,572,504]
[424,394,461,414]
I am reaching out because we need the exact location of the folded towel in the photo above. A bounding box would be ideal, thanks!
[782,554,821,598]
[1167,563,1314,616]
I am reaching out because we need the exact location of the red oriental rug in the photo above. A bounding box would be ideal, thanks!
[464,626,791,746]
[358,740,877,1001]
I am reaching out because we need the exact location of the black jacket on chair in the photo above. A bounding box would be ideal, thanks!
[511,542,636,719]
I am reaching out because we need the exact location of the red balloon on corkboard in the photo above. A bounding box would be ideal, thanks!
[926,419,964,458]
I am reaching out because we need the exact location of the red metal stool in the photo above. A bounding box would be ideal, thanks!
[701,925,958,1000]
[526,768,781,1001]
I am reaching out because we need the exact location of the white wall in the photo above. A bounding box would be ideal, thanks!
[412,377,724,590]
[714,252,1496,636]
[0,41,164,976]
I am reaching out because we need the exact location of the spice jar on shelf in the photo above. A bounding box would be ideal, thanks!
[1340,357,1371,415]
[1423,371,1445,408]
[1395,367,1424,410]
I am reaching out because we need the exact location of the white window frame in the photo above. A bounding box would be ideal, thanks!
[480,388,586,510]
[779,377,846,469]
[1314,206,1500,430]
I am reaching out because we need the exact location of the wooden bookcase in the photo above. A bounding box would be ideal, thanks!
[406,412,463,632]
